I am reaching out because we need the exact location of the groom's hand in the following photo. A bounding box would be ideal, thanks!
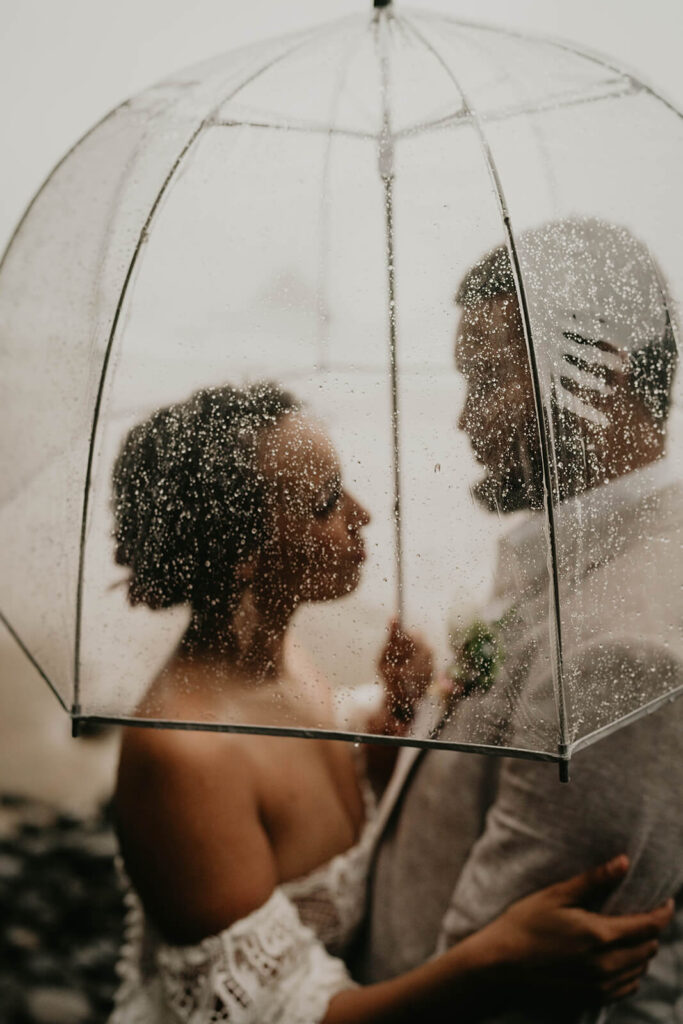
[490,855,674,1005]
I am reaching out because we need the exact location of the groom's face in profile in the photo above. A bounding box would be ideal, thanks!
[454,293,542,513]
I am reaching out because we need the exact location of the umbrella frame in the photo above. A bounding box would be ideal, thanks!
[1,4,681,783]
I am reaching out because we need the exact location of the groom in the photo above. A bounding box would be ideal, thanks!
[360,220,683,1021]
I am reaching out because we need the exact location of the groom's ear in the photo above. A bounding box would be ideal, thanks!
[235,557,256,585]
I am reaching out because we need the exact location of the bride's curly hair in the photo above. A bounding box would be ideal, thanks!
[112,382,299,611]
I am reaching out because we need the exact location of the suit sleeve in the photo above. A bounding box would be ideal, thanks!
[434,653,683,1023]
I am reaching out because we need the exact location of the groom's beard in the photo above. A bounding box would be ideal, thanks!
[472,408,605,513]
[472,431,544,514]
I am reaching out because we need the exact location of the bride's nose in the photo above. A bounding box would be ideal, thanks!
[347,494,370,529]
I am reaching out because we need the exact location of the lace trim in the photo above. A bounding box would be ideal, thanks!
[282,771,377,955]
[110,875,157,1024]
[111,888,355,1024]
[282,838,369,957]
[111,751,375,1022]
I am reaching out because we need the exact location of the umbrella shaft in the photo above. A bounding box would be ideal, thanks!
[383,174,404,621]
[376,5,403,622]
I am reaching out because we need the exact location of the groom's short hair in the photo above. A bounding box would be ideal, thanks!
[455,230,678,423]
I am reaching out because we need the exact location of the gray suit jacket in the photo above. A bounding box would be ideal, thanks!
[362,468,683,1023]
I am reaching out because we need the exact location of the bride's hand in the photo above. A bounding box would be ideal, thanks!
[482,855,673,1004]
[378,619,433,729]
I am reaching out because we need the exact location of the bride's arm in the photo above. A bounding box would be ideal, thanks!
[324,858,672,1024]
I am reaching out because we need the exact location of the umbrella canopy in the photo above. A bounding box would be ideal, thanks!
[0,2,681,776]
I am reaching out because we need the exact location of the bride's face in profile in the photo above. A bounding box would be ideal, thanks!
[255,412,370,605]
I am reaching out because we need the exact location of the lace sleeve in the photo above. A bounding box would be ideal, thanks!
[153,888,355,1024]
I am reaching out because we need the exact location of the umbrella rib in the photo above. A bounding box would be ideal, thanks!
[315,19,370,372]
[0,99,134,278]
[209,117,376,140]
[72,22,343,720]
[568,681,683,757]
[392,78,642,140]
[441,15,683,122]
[401,14,571,777]
[479,78,642,122]
[71,712,565,762]
[0,609,69,713]
[544,43,683,120]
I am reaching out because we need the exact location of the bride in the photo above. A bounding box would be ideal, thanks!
[109,382,670,1023]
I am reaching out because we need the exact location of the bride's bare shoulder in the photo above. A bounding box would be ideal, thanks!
[117,721,258,805]
[115,727,277,942]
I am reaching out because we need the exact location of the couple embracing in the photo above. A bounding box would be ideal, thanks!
[109,220,683,1023]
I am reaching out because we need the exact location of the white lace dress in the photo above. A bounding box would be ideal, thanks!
[109,783,377,1024]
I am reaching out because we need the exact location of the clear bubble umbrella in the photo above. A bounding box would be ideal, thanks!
[1,0,681,779]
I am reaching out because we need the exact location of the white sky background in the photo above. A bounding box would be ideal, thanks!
[1,0,683,253]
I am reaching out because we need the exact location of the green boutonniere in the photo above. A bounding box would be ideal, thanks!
[446,617,505,696]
